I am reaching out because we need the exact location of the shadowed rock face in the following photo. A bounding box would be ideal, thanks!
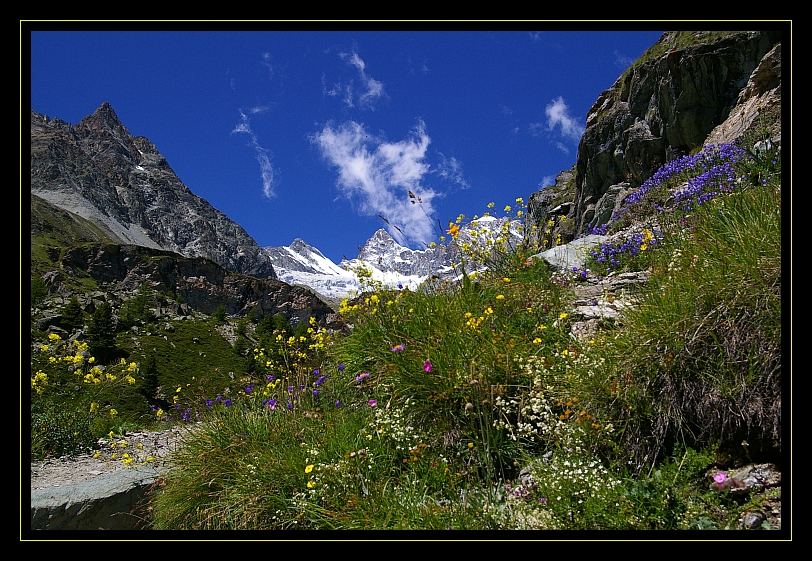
[31,102,276,278]
[572,30,780,235]
[527,31,781,241]
[58,243,333,324]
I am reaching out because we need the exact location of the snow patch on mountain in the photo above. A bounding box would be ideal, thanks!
[266,217,524,301]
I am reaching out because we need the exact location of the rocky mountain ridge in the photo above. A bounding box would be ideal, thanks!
[31,102,276,278]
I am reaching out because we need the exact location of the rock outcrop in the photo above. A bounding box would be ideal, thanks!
[53,242,333,324]
[526,31,781,242]
[31,102,276,278]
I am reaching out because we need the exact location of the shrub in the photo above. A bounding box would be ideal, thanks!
[32,400,95,459]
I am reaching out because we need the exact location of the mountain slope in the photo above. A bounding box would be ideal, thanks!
[31,102,276,278]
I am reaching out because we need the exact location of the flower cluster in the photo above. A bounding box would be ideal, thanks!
[94,430,159,467]
[589,144,746,235]
[589,228,660,273]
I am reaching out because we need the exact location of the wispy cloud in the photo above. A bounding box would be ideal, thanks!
[613,50,635,70]
[338,50,386,109]
[261,52,274,79]
[435,153,470,190]
[545,96,584,142]
[232,110,275,199]
[247,104,270,115]
[499,104,514,116]
[529,32,543,42]
[540,175,555,188]
[554,141,570,154]
[528,122,546,137]
[312,120,436,246]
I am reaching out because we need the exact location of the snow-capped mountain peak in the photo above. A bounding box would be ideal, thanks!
[265,219,523,301]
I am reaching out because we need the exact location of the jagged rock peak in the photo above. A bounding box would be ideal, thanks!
[30,103,277,278]
[78,101,127,133]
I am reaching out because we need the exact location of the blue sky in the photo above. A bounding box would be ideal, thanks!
[31,30,661,262]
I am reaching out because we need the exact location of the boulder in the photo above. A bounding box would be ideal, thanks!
[31,465,159,530]
[532,235,608,271]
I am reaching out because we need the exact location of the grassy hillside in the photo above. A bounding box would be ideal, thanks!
[149,135,782,530]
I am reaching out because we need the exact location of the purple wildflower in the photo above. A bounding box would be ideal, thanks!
[355,371,370,383]
[205,399,213,408]
[335,400,342,408]
[312,389,320,397]
[312,368,320,377]
[423,360,433,373]
[713,472,728,485]
[390,343,406,353]
[337,363,346,372]
[368,399,378,408]
[244,384,254,395]
[266,374,276,382]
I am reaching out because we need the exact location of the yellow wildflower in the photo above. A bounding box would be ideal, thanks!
[559,312,569,320]
[48,333,61,342]
[447,222,460,239]
[495,294,505,301]
[109,409,118,417]
[89,402,99,414]
[307,480,316,489]
[305,464,314,474]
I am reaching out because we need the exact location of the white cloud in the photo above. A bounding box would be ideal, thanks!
[313,120,437,246]
[232,110,275,199]
[339,50,386,109]
[540,175,555,188]
[248,105,270,115]
[554,141,570,154]
[545,96,584,142]
[261,52,274,79]
[435,153,470,190]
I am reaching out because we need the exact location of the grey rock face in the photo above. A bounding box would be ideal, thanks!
[31,102,276,278]
[532,235,608,271]
[54,242,333,324]
[572,31,779,235]
[526,166,576,246]
[705,43,782,145]
[31,465,158,530]
[524,31,780,239]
